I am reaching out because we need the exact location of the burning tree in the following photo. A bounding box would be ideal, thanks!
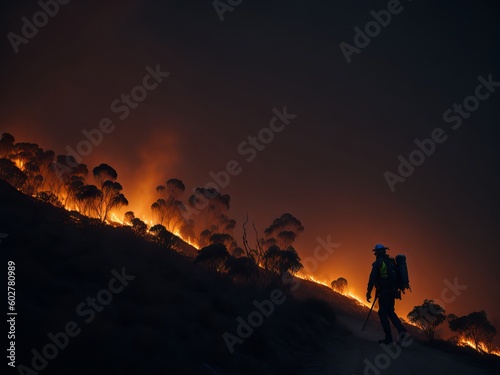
[75,185,102,217]
[99,181,128,221]
[448,310,497,354]
[151,178,189,237]
[92,164,128,222]
[0,133,80,198]
[407,299,446,341]
[64,175,85,210]
[331,277,348,294]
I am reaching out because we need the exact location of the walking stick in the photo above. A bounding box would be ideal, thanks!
[361,295,378,331]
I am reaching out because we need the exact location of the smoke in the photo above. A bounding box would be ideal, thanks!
[122,129,180,223]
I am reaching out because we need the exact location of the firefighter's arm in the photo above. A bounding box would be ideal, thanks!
[366,262,378,302]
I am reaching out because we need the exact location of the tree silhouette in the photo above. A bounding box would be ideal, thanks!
[186,187,235,240]
[198,229,212,248]
[65,175,85,210]
[331,277,348,294]
[75,185,102,217]
[151,198,168,225]
[263,245,303,275]
[150,224,177,249]
[241,216,265,264]
[99,180,128,221]
[448,311,497,353]
[151,197,186,234]
[262,213,304,253]
[89,164,128,221]
[152,178,187,234]
[407,299,446,341]
[123,211,135,225]
[210,233,237,253]
[93,163,117,189]
[9,142,54,195]
[195,243,230,273]
[131,218,148,237]
[47,155,87,197]
[165,178,185,199]
[264,213,304,239]
[277,230,296,249]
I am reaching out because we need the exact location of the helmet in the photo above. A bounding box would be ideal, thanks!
[372,244,389,253]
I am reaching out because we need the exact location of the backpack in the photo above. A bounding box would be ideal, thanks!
[378,254,411,299]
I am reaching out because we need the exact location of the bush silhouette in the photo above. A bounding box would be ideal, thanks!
[407,299,446,341]
[195,243,230,273]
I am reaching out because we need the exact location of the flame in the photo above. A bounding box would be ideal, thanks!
[294,272,372,308]
[109,212,124,225]
[347,292,372,308]
[13,158,24,169]
[458,337,500,356]
[295,272,330,287]
[173,230,199,249]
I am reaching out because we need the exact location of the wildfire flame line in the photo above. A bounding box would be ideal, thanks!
[107,211,200,249]
[458,338,500,356]
[295,272,372,308]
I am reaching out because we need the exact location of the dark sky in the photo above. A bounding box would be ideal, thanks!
[1,0,500,332]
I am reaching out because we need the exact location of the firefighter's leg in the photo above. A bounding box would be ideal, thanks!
[377,295,393,341]
[386,296,406,333]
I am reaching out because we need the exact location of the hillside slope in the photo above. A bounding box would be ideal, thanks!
[1,179,499,375]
